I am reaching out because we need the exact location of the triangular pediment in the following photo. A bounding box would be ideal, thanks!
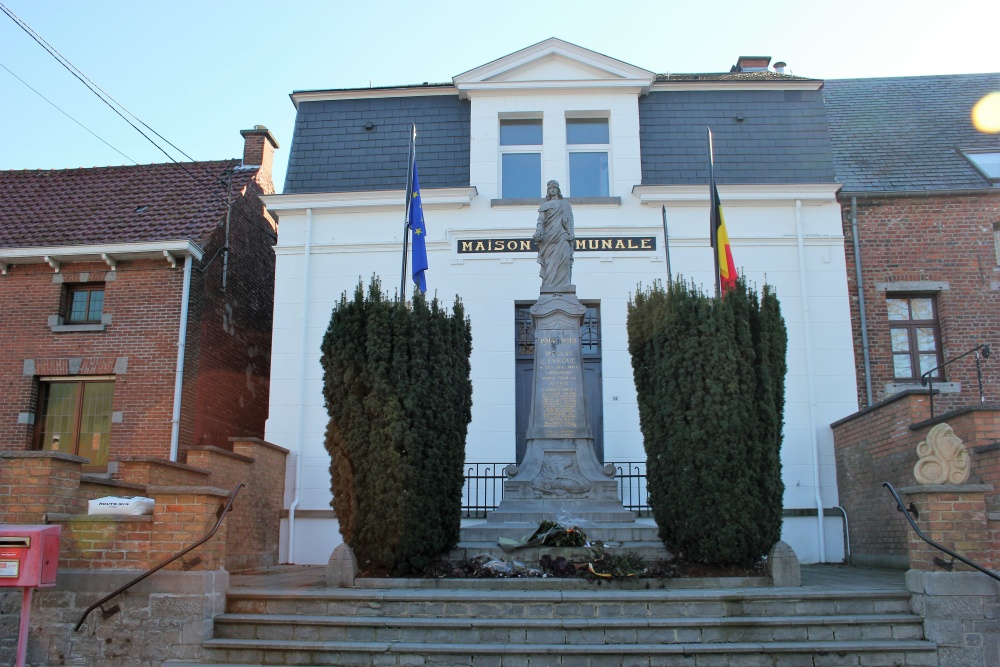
[454,38,654,97]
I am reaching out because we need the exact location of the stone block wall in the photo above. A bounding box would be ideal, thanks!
[1,569,227,666]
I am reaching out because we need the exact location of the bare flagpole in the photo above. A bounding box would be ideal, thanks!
[399,123,416,301]
[661,204,672,287]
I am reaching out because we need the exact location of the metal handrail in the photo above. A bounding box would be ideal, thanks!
[882,482,1000,582]
[921,343,990,418]
[74,482,245,631]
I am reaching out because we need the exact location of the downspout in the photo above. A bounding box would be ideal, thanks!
[221,171,234,292]
[288,208,313,563]
[851,197,873,406]
[169,254,194,461]
[795,199,826,561]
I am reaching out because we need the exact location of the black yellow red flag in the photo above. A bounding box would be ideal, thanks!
[707,128,737,295]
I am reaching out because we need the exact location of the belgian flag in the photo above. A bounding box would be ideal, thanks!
[708,128,738,295]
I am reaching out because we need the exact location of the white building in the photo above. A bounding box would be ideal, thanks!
[261,39,856,565]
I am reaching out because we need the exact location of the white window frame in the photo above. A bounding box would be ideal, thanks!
[498,114,543,199]
[566,113,611,198]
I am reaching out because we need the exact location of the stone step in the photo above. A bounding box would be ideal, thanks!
[212,612,925,644]
[194,638,938,666]
[225,587,915,618]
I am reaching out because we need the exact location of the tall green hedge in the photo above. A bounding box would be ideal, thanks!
[321,277,473,575]
[627,278,786,564]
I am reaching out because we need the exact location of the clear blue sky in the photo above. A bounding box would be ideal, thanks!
[2,0,997,192]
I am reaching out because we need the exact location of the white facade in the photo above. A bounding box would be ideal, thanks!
[263,40,858,565]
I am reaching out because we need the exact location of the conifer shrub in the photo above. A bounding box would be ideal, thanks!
[321,277,473,575]
[627,278,786,564]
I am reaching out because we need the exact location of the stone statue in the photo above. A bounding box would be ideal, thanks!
[534,180,574,290]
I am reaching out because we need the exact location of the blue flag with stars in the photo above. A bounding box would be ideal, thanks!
[408,161,428,292]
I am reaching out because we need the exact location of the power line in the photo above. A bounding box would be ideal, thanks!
[0,2,232,202]
[0,60,137,165]
[0,2,273,238]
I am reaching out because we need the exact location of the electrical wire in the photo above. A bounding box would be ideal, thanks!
[0,60,137,165]
[0,1,274,238]
[1,2,235,204]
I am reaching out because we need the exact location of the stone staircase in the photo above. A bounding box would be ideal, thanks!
[165,573,937,667]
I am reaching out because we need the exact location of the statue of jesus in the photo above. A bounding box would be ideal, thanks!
[533,180,574,291]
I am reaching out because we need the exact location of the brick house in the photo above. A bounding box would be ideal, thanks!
[824,74,1000,412]
[824,75,1000,574]
[0,126,280,470]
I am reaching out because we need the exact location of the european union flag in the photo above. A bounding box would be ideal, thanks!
[408,160,428,292]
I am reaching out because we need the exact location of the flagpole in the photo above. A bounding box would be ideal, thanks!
[661,205,672,287]
[707,127,721,298]
[399,124,416,301]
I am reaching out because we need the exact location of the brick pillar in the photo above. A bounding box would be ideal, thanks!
[900,484,996,571]
[0,451,87,523]
[147,486,231,570]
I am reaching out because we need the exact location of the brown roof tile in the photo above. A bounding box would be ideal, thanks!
[0,160,259,249]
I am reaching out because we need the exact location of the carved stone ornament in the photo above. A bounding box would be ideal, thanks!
[532,452,592,497]
[913,422,971,485]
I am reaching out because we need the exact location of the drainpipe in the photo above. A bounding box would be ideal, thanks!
[851,197,873,406]
[169,254,194,461]
[288,208,313,563]
[795,199,826,562]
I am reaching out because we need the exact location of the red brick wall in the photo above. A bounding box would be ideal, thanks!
[0,450,274,571]
[0,170,276,464]
[181,173,276,457]
[186,438,288,570]
[833,392,1000,563]
[0,259,184,461]
[842,193,1000,411]
[901,487,998,572]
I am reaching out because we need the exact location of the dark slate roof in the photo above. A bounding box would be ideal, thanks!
[823,74,1000,192]
[0,160,253,249]
[639,89,836,185]
[283,95,470,194]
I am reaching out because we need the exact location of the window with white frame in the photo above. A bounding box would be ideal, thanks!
[567,117,610,197]
[499,118,542,198]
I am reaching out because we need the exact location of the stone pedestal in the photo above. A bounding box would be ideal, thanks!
[489,287,634,524]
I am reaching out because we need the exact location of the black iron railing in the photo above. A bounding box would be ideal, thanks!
[74,482,245,631]
[462,461,649,518]
[883,482,999,582]
[921,343,990,418]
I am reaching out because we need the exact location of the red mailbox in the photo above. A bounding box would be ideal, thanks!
[0,524,61,667]
[0,525,61,587]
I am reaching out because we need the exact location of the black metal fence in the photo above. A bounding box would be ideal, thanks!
[461,461,650,518]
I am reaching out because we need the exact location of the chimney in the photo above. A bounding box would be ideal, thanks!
[773,61,787,74]
[731,56,772,73]
[240,125,279,193]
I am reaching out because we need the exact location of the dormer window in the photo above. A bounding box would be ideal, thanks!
[567,116,610,197]
[499,118,542,198]
[66,284,104,323]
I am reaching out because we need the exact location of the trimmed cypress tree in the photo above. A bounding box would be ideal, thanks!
[321,277,473,574]
[627,278,786,564]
